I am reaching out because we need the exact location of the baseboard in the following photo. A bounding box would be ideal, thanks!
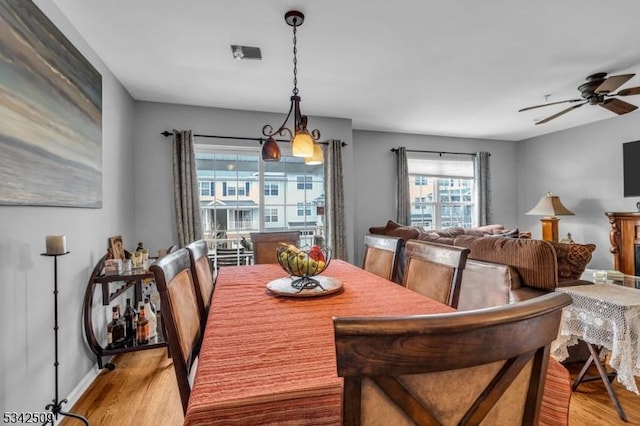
[54,362,103,425]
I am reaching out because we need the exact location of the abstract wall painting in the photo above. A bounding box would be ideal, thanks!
[0,0,102,208]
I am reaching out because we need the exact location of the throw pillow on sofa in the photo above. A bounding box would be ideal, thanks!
[369,220,422,240]
[486,228,520,238]
[549,241,596,282]
[387,226,420,240]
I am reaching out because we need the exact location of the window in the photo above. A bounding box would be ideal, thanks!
[199,181,214,197]
[297,175,312,190]
[195,146,324,249]
[297,202,312,216]
[407,154,474,230]
[265,208,278,223]
[223,182,249,197]
[264,182,279,196]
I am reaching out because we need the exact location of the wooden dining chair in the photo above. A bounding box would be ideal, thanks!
[250,231,300,264]
[333,292,572,426]
[149,248,202,413]
[402,240,470,308]
[215,247,245,267]
[362,234,404,282]
[185,239,215,330]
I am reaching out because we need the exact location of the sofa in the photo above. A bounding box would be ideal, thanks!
[368,220,596,311]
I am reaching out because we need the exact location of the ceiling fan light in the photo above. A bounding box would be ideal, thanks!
[261,137,281,161]
[292,130,314,157]
[304,143,324,165]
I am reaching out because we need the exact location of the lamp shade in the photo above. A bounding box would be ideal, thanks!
[304,143,324,165]
[291,130,314,157]
[261,137,281,161]
[525,192,574,217]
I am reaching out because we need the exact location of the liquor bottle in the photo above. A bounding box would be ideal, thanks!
[137,305,149,345]
[144,297,157,339]
[107,306,126,348]
[123,298,137,339]
[106,307,114,348]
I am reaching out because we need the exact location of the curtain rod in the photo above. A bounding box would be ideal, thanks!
[390,148,489,157]
[161,131,347,146]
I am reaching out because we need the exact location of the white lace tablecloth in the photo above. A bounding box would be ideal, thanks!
[551,284,640,394]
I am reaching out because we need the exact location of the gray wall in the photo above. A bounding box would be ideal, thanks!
[0,1,135,414]
[517,112,640,269]
[132,101,356,262]
[351,130,519,264]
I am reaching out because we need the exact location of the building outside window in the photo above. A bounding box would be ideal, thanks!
[195,146,324,258]
[264,208,278,223]
[199,181,215,197]
[407,153,474,230]
[415,176,428,186]
[264,182,279,196]
[297,202,312,217]
[296,175,313,190]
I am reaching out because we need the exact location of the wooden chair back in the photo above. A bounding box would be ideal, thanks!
[334,292,572,426]
[402,240,470,308]
[186,239,214,329]
[215,247,245,267]
[149,248,202,413]
[362,234,404,282]
[250,231,300,264]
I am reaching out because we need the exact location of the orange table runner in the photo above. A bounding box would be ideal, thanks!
[184,260,453,425]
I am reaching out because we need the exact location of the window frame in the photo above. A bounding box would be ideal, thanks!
[194,144,324,247]
[407,154,475,230]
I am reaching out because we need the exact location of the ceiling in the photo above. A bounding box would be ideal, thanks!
[52,0,640,141]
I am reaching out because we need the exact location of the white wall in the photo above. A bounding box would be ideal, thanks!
[132,101,356,262]
[0,1,135,415]
[517,112,640,269]
[352,130,519,264]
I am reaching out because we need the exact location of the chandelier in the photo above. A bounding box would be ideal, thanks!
[261,10,323,165]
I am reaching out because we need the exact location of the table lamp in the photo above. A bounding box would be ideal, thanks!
[525,192,574,242]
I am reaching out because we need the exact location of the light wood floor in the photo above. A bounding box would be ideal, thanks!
[62,348,639,426]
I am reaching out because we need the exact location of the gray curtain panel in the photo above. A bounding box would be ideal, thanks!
[396,146,411,225]
[172,129,203,246]
[474,151,492,226]
[324,140,347,260]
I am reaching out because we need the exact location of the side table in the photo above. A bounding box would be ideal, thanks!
[551,281,640,421]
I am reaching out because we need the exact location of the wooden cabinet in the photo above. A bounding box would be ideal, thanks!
[82,254,166,370]
[605,212,640,276]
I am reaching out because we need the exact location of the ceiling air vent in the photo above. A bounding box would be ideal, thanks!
[231,45,262,60]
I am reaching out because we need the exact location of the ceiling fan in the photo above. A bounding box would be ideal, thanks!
[519,72,640,124]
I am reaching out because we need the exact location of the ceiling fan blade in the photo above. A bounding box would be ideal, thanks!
[600,98,638,115]
[596,73,635,94]
[518,99,582,112]
[617,86,640,97]
[535,102,587,125]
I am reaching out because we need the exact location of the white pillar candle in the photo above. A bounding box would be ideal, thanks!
[45,235,67,255]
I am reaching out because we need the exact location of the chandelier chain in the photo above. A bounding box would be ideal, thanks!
[292,20,298,96]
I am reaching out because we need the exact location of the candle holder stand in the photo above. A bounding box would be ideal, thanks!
[40,252,89,425]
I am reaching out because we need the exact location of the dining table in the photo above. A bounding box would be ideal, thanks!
[183,259,455,425]
[184,259,571,425]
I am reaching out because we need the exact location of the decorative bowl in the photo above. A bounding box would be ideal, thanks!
[276,244,331,290]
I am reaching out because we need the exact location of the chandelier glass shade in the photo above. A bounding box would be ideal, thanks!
[304,142,324,165]
[261,137,281,161]
[262,10,322,163]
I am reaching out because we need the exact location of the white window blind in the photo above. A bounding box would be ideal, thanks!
[407,152,473,178]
